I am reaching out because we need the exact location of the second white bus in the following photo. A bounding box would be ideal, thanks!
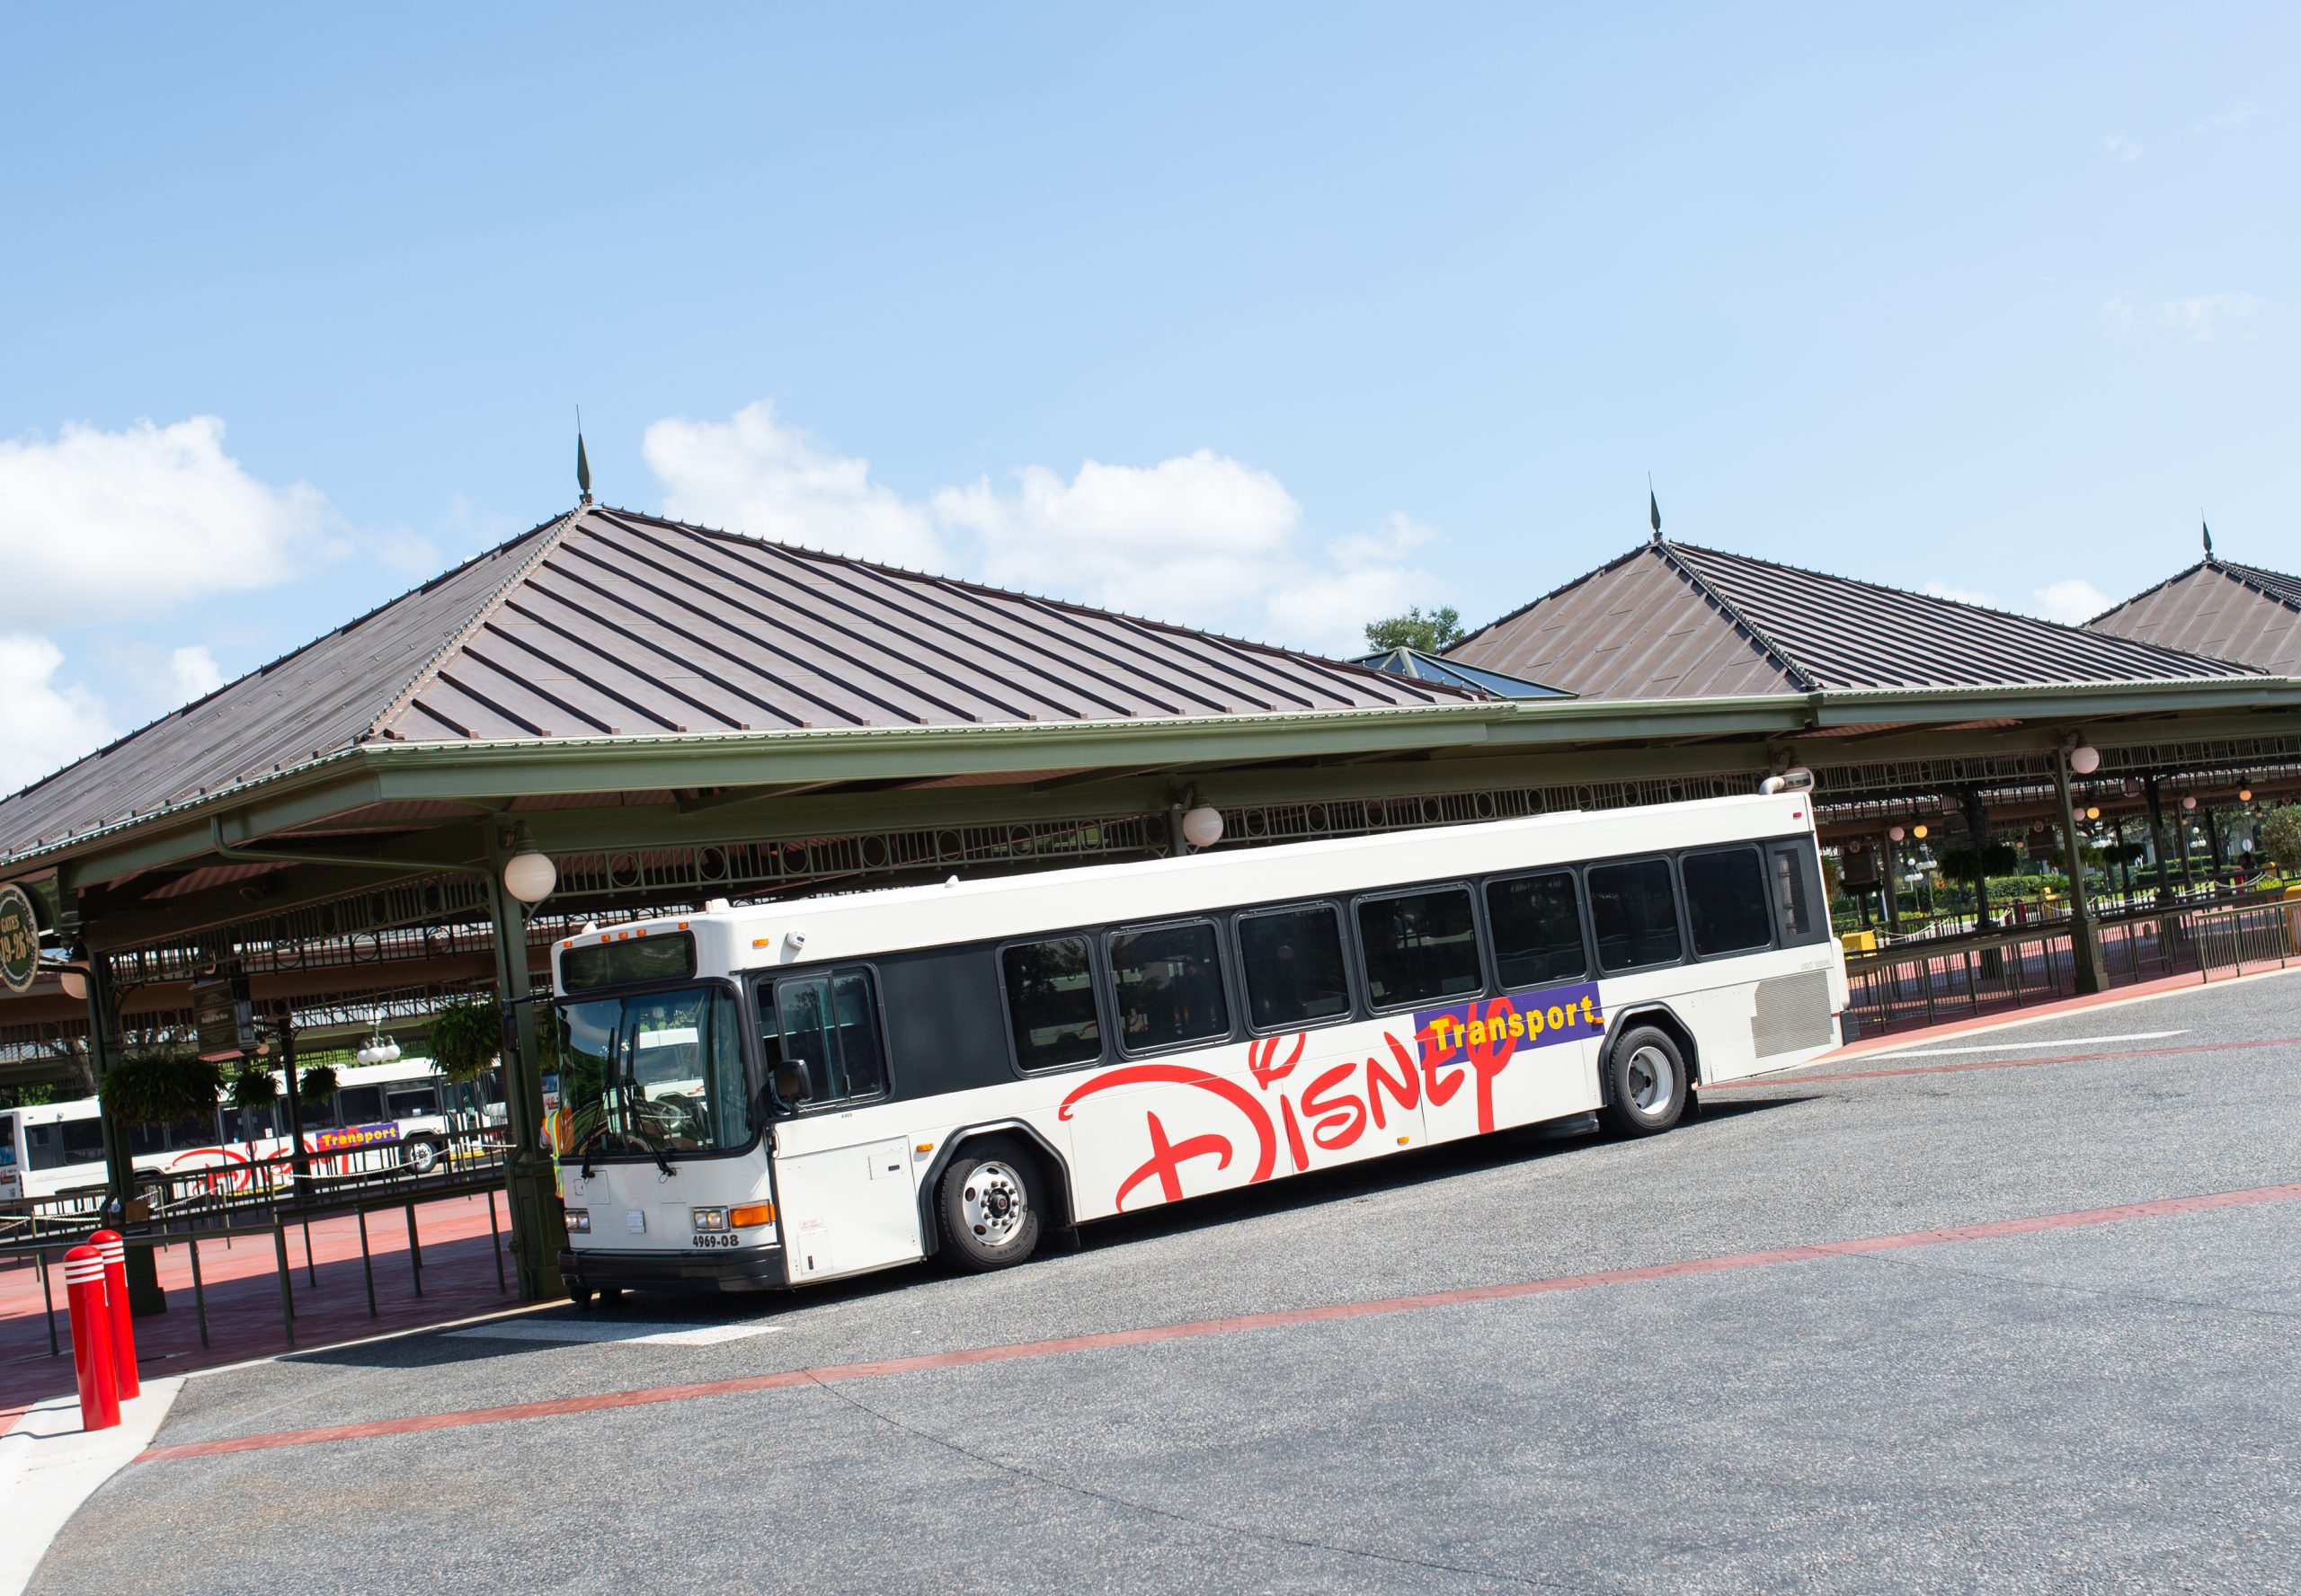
[551,791,1846,1302]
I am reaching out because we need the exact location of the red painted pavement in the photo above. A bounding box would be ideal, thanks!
[1,1190,519,1421]
[137,1180,2301,1464]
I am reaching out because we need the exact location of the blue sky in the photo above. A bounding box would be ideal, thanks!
[1,4,2293,789]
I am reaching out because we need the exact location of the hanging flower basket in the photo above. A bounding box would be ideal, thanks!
[298,1063,339,1107]
[228,1064,280,1110]
[101,1051,226,1127]
[427,998,502,1084]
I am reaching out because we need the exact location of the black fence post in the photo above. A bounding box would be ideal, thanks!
[358,1207,378,1317]
[40,1246,58,1356]
[405,1201,422,1299]
[487,1187,506,1294]
[272,1215,297,1347]
[188,1235,209,1349]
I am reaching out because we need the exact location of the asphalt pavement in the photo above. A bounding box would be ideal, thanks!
[30,971,2301,1595]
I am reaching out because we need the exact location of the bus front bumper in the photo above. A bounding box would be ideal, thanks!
[558,1244,788,1295]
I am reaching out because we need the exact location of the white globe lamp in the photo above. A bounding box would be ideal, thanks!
[1888,826,1905,843]
[2068,742,2101,776]
[502,851,557,905]
[1180,806,1225,850]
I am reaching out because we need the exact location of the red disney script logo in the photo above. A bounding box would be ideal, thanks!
[1058,993,1558,1212]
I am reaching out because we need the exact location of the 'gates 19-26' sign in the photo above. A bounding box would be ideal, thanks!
[0,883,40,996]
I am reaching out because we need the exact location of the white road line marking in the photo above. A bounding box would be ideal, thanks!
[446,1320,784,1347]
[1867,1029,2186,1060]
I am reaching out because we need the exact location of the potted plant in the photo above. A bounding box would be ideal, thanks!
[427,996,502,1085]
[228,1062,280,1111]
[298,1062,339,1107]
[100,1050,225,1128]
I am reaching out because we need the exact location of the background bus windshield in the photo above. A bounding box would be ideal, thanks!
[555,987,751,1157]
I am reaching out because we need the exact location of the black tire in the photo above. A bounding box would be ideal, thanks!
[1598,1024,1690,1138]
[937,1141,1044,1272]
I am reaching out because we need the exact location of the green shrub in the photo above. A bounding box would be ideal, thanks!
[2261,805,2301,872]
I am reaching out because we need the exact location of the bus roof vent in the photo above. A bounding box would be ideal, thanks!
[705,898,733,912]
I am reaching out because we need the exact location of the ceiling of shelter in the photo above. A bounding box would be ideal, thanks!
[1448,538,2261,700]
[0,504,1465,860]
[2087,555,2301,678]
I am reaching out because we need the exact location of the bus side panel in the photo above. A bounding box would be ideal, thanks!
[1410,981,1608,1147]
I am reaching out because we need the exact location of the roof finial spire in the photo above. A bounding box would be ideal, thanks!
[1648,474,1663,543]
[2201,513,2212,558]
[576,406,593,507]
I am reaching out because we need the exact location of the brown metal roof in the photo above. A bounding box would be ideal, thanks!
[0,505,1465,857]
[2087,556,2301,677]
[1449,538,2259,701]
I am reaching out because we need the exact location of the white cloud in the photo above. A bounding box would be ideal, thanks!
[1923,580,2001,609]
[0,635,113,795]
[0,416,334,614]
[2192,102,2268,136]
[647,402,1449,660]
[2102,133,2144,163]
[641,401,946,571]
[2163,291,2261,341]
[170,644,226,702]
[2031,578,2112,625]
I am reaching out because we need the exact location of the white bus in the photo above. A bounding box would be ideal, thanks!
[552,791,1845,1303]
[0,1056,504,1205]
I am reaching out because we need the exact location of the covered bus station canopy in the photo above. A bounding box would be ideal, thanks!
[4,502,2298,1304]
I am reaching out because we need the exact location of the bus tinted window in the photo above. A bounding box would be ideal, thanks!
[1237,906,1352,1031]
[1000,937,1103,1070]
[1683,847,1773,956]
[1588,859,1684,971]
[1770,846,1820,941]
[28,1118,105,1171]
[1111,923,1229,1052]
[1356,888,1482,1010]
[1486,872,1586,988]
[338,1086,385,1123]
[768,970,887,1104]
[167,1113,220,1151]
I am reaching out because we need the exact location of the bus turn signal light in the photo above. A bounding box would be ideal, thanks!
[730,1202,776,1228]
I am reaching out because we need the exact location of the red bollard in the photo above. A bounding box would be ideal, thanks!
[90,1228,141,1400]
[63,1245,120,1432]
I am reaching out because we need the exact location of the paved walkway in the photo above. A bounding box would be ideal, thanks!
[0,1190,520,1420]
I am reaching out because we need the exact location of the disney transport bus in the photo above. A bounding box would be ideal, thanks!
[551,791,1845,1304]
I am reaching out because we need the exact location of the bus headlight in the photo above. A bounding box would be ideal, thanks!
[692,1207,729,1232]
[565,1208,590,1234]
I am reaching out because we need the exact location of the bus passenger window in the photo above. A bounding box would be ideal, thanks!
[1486,872,1587,988]
[1110,923,1229,1052]
[1587,859,1684,971]
[1356,888,1482,1010]
[1770,847,1820,941]
[1237,907,1352,1031]
[1000,937,1103,1070]
[337,1086,385,1124]
[1682,847,1774,956]
[831,972,887,1099]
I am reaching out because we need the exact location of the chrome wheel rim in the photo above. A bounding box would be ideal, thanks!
[962,1161,1027,1246]
[1627,1045,1676,1114]
[409,1142,437,1172]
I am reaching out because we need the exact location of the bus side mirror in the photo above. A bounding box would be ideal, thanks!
[769,1060,813,1108]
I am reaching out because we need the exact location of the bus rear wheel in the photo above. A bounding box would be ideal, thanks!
[1599,1025,1688,1137]
[937,1143,1043,1272]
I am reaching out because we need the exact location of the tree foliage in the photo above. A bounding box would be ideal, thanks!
[1364,606,1465,653]
[2261,804,2301,871]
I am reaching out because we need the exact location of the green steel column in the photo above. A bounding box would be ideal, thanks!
[487,869,564,1301]
[2055,757,2107,995]
[84,953,167,1314]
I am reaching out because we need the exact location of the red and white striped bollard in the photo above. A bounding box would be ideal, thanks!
[63,1244,120,1432]
[90,1228,141,1400]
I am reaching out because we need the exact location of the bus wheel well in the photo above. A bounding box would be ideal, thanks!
[920,1124,1075,1255]
[1604,1006,1700,1092]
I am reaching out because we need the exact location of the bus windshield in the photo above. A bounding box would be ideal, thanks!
[555,986,752,1158]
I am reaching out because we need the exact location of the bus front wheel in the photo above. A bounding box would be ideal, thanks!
[937,1143,1043,1272]
[1599,1025,1688,1137]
